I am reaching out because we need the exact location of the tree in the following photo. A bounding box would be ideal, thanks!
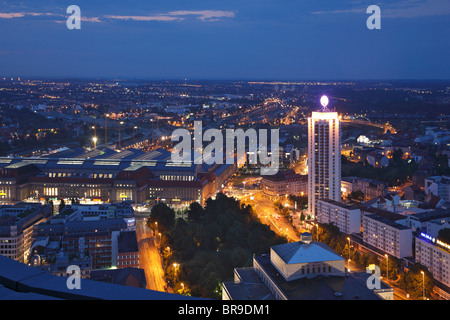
[187,202,204,222]
[348,190,365,203]
[300,212,305,221]
[155,193,287,299]
[379,255,401,281]
[287,194,308,209]
[399,263,434,299]
[58,199,66,213]
[392,148,403,164]
[434,154,450,175]
[147,203,175,233]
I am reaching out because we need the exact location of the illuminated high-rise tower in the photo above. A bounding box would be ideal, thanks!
[307,95,341,217]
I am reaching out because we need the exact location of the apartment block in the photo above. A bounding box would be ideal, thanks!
[316,199,361,234]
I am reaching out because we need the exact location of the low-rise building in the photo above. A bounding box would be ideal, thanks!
[261,170,307,199]
[341,177,386,202]
[117,231,140,269]
[425,176,450,203]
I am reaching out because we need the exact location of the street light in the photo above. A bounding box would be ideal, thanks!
[347,237,351,271]
[385,254,389,281]
[105,114,109,146]
[421,271,425,300]
[118,121,124,149]
[133,126,138,143]
[92,136,97,150]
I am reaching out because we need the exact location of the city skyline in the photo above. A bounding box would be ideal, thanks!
[0,0,449,304]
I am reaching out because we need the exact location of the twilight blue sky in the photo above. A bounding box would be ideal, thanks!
[0,0,449,79]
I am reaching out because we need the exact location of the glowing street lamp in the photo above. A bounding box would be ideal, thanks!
[92,136,98,150]
[105,114,109,146]
[118,121,124,149]
[385,254,389,281]
[421,271,425,300]
[347,237,351,271]
[133,126,138,143]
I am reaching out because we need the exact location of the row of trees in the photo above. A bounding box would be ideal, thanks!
[311,222,435,299]
[147,193,287,299]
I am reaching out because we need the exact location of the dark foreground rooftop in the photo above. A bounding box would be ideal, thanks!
[0,255,198,300]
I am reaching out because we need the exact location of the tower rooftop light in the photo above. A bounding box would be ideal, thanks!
[320,95,329,110]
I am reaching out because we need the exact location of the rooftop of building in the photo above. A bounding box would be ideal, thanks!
[0,147,201,174]
[408,208,450,222]
[0,255,197,300]
[317,199,358,210]
[342,176,385,186]
[90,268,146,289]
[222,268,275,300]
[253,254,382,300]
[118,231,139,253]
[262,169,306,182]
[271,241,345,265]
[360,206,407,222]
[364,213,410,230]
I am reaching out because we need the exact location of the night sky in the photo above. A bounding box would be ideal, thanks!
[0,0,449,79]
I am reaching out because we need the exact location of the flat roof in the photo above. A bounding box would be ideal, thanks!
[318,199,358,210]
[118,231,139,253]
[222,268,275,300]
[365,213,410,230]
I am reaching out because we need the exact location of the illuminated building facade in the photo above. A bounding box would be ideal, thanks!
[416,233,450,289]
[261,170,308,199]
[0,203,52,263]
[307,96,341,217]
[0,148,235,207]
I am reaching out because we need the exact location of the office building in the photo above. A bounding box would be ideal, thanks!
[0,203,52,263]
[307,96,341,217]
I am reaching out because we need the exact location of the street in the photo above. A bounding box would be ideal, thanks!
[135,217,167,292]
[225,178,301,242]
